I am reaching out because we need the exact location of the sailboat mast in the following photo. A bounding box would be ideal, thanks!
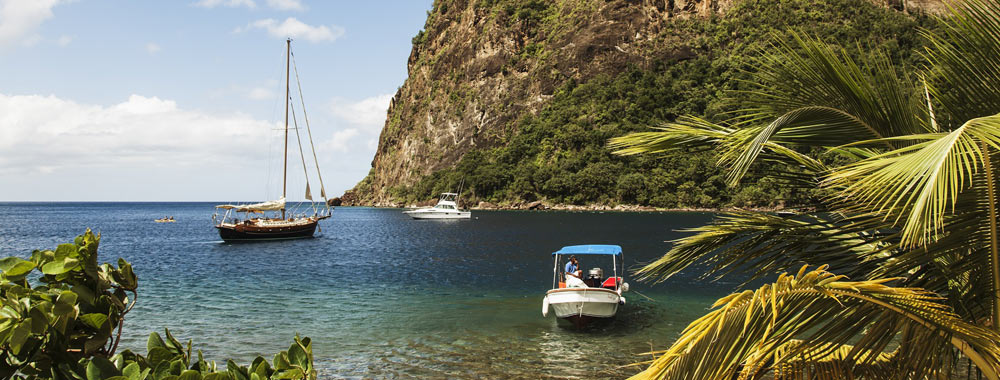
[282,38,290,220]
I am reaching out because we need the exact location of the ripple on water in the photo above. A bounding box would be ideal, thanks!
[0,204,734,378]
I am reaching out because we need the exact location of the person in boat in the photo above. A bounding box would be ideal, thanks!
[564,255,587,288]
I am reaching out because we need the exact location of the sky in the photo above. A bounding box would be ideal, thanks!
[0,0,433,201]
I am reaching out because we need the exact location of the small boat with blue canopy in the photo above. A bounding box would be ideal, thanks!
[542,244,629,327]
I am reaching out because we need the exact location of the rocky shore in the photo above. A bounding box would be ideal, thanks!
[333,196,796,213]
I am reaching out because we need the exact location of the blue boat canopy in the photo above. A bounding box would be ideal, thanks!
[552,244,622,256]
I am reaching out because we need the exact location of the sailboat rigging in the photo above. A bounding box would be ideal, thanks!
[213,38,332,241]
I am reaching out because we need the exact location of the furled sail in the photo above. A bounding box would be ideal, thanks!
[215,197,286,212]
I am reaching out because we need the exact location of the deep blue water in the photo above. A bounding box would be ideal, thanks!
[0,203,734,379]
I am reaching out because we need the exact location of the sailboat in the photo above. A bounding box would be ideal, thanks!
[213,39,331,242]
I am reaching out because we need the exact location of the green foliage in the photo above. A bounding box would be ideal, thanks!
[0,230,136,378]
[90,330,316,380]
[386,0,936,209]
[630,266,1000,379]
[411,30,426,47]
[506,0,550,30]
[0,231,315,380]
[615,0,1000,377]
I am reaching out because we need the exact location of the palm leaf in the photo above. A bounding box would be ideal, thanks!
[743,33,929,141]
[825,113,1000,247]
[742,339,896,380]
[703,33,931,186]
[632,212,896,286]
[608,116,735,156]
[609,117,829,187]
[611,33,929,187]
[629,266,1000,380]
[924,0,1000,125]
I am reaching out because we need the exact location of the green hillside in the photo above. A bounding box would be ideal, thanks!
[348,0,938,209]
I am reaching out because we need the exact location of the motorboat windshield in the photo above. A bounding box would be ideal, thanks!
[433,193,462,209]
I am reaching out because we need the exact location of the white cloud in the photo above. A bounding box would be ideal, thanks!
[266,0,305,11]
[145,42,161,54]
[22,34,42,47]
[56,34,72,46]
[194,0,256,9]
[319,93,392,153]
[238,17,344,43]
[322,128,359,153]
[329,93,392,130]
[247,87,274,100]
[0,93,274,175]
[0,0,64,49]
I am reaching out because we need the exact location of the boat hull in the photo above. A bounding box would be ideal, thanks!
[403,210,471,219]
[544,288,620,327]
[216,219,318,242]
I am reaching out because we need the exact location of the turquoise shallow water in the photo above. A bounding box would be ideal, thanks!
[0,203,736,379]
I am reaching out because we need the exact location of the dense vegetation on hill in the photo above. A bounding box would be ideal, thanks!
[350,0,938,209]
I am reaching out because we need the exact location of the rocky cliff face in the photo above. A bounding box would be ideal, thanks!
[343,0,944,207]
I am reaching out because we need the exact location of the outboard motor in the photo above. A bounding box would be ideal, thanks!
[586,268,603,287]
[587,268,603,280]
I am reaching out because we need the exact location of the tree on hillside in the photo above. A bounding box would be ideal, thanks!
[610,0,1000,378]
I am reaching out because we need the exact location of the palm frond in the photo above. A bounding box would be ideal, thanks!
[633,212,894,286]
[608,116,735,156]
[825,113,1000,247]
[610,117,829,187]
[879,148,1000,322]
[629,267,1000,380]
[743,33,929,140]
[714,33,931,185]
[721,106,889,186]
[924,0,1000,124]
[633,206,998,322]
[611,33,929,187]
[742,339,895,380]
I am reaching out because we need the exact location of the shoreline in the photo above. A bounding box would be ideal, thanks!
[339,200,798,213]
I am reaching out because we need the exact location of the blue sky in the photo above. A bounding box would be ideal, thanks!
[0,0,433,201]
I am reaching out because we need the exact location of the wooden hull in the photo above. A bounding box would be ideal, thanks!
[216,219,318,242]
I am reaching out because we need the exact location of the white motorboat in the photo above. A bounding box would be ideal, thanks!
[542,245,629,328]
[403,193,471,219]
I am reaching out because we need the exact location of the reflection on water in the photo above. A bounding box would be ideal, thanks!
[0,203,734,379]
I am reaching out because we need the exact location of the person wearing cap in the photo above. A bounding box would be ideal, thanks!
[564,255,587,288]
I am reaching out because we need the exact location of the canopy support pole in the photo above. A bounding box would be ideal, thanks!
[553,254,559,290]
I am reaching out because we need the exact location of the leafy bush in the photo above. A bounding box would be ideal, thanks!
[0,230,315,380]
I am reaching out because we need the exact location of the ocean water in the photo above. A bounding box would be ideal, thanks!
[0,203,736,379]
